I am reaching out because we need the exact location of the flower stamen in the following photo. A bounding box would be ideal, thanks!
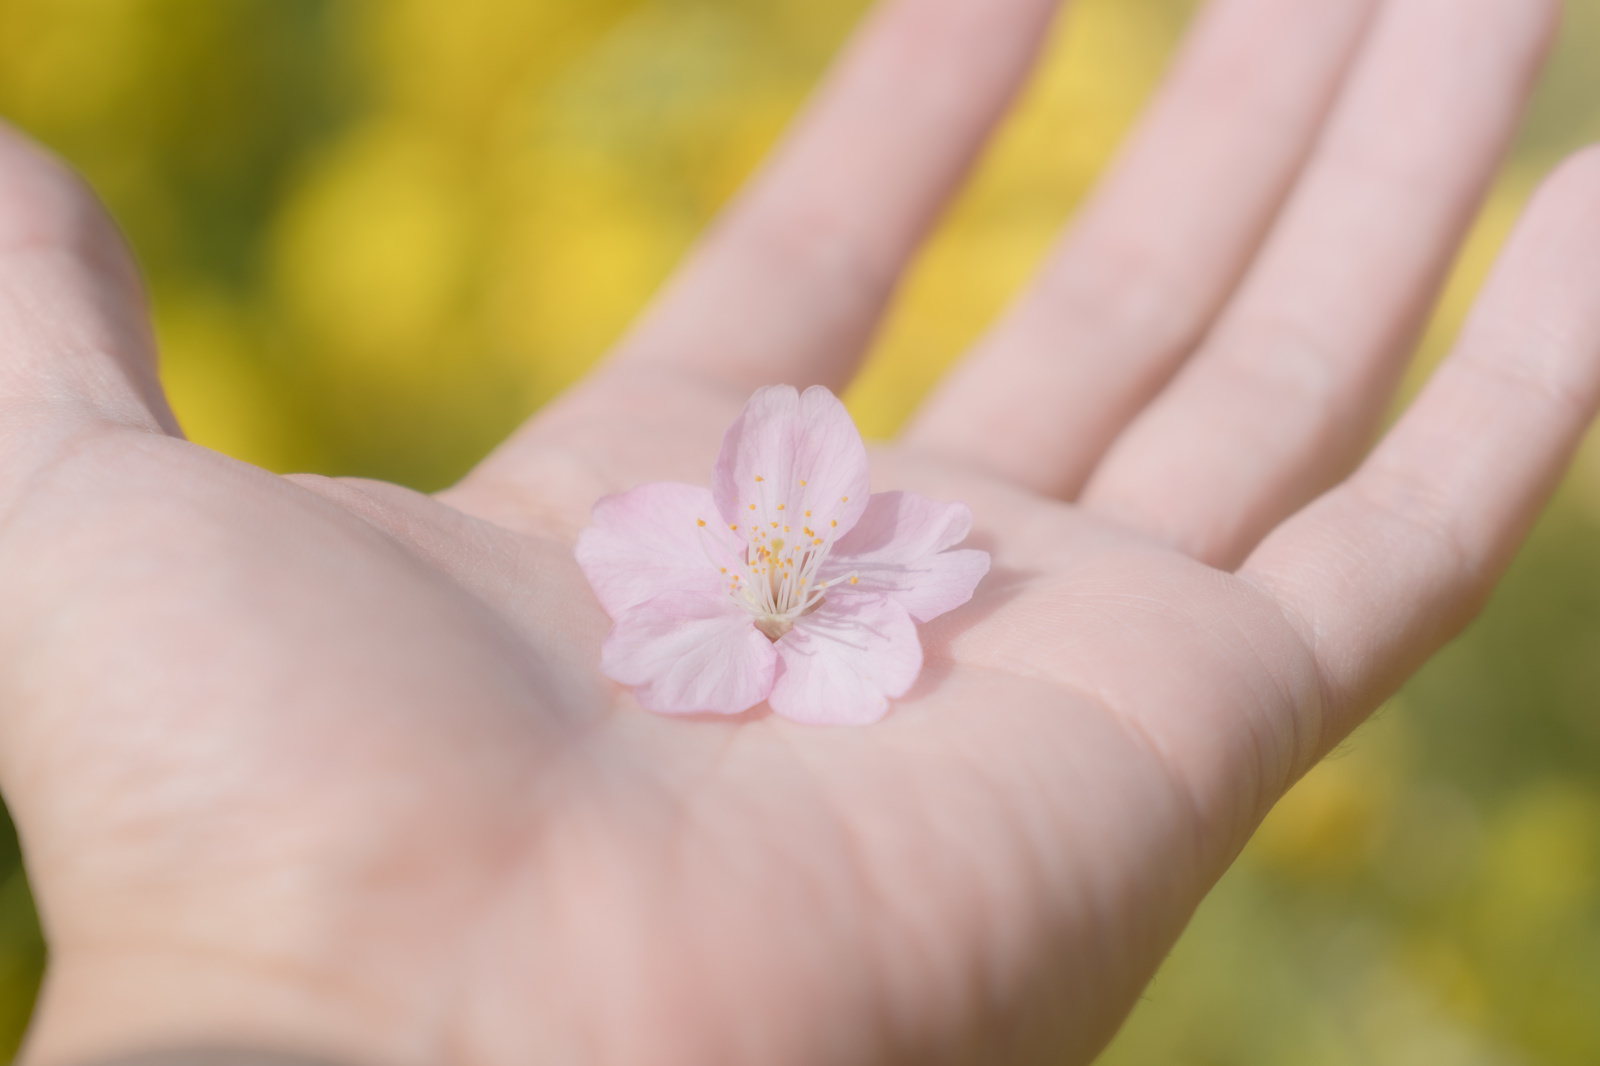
[720,479,858,642]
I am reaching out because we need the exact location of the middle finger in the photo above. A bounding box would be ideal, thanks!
[1080,0,1557,568]
[903,0,1379,493]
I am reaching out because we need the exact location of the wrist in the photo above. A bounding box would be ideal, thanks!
[48,1050,356,1066]
[21,948,410,1066]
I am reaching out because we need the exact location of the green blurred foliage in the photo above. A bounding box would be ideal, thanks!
[0,0,1598,1060]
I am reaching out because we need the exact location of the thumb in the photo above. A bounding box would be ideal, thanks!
[0,121,178,473]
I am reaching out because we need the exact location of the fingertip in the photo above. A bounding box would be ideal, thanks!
[1528,143,1600,221]
[0,120,170,437]
[1471,146,1600,369]
[0,124,148,330]
[0,121,110,241]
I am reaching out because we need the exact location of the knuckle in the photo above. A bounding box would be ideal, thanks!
[1043,242,1200,361]
[1207,317,1344,419]
[738,206,896,326]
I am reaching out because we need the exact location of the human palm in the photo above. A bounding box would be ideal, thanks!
[4,0,1599,1064]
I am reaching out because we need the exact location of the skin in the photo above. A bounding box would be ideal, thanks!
[1,0,1597,1062]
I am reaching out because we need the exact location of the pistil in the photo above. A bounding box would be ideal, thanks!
[700,475,857,642]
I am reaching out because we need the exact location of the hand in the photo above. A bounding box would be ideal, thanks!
[1,0,1593,1063]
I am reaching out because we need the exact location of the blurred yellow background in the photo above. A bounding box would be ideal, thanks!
[1,0,1599,1060]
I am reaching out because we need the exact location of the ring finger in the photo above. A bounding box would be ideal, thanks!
[902,0,1380,494]
[1080,0,1558,568]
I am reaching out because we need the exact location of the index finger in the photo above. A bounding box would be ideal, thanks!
[450,0,1067,515]
[609,0,1062,395]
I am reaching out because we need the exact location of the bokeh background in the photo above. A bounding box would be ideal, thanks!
[0,0,1598,1060]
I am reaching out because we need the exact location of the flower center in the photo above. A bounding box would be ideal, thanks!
[701,475,857,642]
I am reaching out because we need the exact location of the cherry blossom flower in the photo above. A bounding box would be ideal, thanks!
[575,385,989,725]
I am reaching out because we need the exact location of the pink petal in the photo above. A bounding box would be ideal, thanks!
[825,491,991,622]
[575,482,744,619]
[602,591,777,714]
[712,385,870,536]
[768,595,921,725]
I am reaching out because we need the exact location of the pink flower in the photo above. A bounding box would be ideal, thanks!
[575,385,989,724]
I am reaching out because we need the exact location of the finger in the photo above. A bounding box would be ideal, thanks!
[451,0,1067,520]
[1240,148,1600,750]
[608,0,1064,394]
[902,0,1379,491]
[1081,0,1558,568]
[0,123,177,460]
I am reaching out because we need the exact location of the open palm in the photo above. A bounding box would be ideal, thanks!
[5,0,1599,1064]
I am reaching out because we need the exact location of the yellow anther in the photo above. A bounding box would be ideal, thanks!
[696,519,706,527]
[841,496,848,502]
[830,519,838,528]
[730,524,738,531]
[777,503,785,511]
[850,576,858,585]
[755,475,765,482]
[800,480,807,486]
[749,504,756,510]
[813,538,823,546]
